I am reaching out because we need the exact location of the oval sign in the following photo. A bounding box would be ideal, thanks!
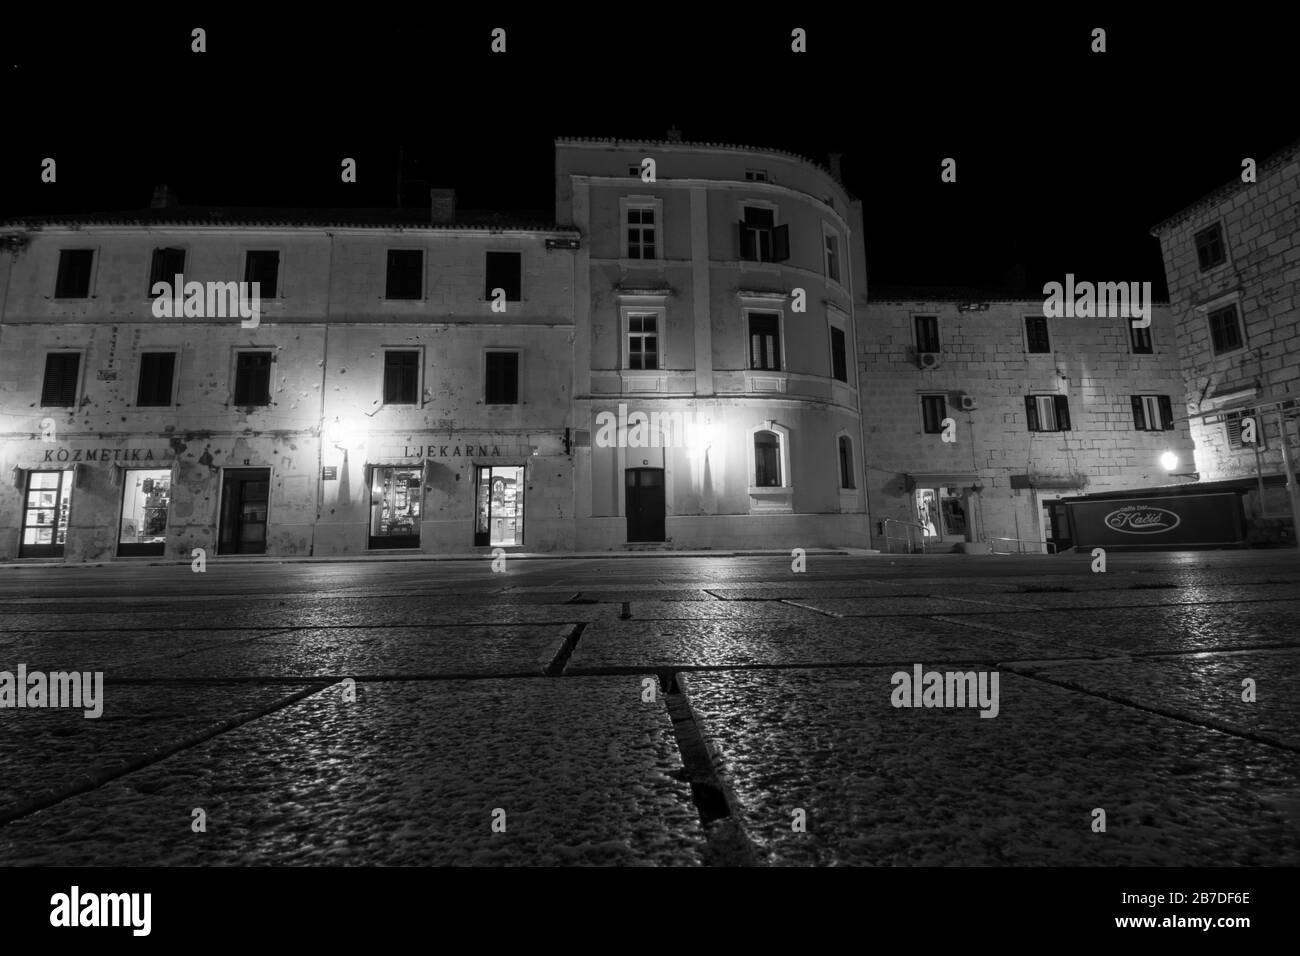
[1103,506,1181,535]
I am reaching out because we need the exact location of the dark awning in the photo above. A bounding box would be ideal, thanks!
[904,472,980,491]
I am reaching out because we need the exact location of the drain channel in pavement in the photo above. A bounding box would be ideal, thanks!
[661,671,765,866]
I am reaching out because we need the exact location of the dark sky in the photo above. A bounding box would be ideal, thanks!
[2,10,1294,298]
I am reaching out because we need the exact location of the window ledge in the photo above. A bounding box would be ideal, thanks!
[748,486,792,497]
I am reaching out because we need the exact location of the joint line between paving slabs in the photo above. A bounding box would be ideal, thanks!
[1002,665,1300,755]
[0,681,336,828]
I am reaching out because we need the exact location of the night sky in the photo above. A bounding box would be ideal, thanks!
[2,10,1294,298]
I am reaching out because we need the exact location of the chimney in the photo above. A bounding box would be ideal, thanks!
[430,188,456,225]
[828,153,843,183]
[150,184,179,209]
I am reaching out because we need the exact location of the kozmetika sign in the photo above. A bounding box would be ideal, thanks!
[39,447,174,464]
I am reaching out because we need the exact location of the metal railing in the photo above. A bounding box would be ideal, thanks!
[882,518,929,554]
[989,537,1057,555]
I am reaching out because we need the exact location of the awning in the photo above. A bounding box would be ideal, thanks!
[1010,474,1086,490]
[905,472,980,491]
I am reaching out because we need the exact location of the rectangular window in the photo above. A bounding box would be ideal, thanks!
[1026,394,1071,432]
[1130,323,1153,354]
[1225,409,1268,451]
[754,432,781,487]
[385,249,423,300]
[148,248,186,294]
[830,326,848,382]
[485,351,519,405]
[1131,394,1174,431]
[233,351,272,406]
[739,206,790,262]
[55,249,94,298]
[136,352,176,407]
[41,353,80,407]
[485,251,522,301]
[118,469,171,556]
[383,350,420,405]
[1025,316,1051,353]
[245,250,280,298]
[20,470,75,557]
[838,436,855,489]
[745,169,768,182]
[369,466,422,549]
[921,394,947,434]
[1208,304,1243,354]
[824,232,841,282]
[749,313,781,370]
[625,205,657,259]
[1195,223,1226,271]
[914,315,940,353]
[627,313,659,370]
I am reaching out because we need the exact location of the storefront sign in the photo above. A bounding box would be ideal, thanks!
[381,444,504,459]
[39,447,173,464]
[1065,493,1246,549]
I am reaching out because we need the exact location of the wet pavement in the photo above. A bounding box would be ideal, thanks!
[1,549,1298,866]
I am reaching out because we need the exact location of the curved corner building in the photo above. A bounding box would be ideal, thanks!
[556,138,871,550]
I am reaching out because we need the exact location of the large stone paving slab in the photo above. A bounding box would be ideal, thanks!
[566,618,1091,672]
[0,683,322,815]
[0,678,705,866]
[0,599,618,632]
[955,605,1300,655]
[681,667,1300,866]
[1013,649,1300,749]
[118,626,574,678]
[0,630,290,670]
[3,626,573,678]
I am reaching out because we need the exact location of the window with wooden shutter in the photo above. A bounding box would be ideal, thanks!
[1131,395,1147,430]
[1157,395,1173,431]
[41,353,80,407]
[383,351,419,404]
[1054,395,1071,431]
[245,251,280,298]
[149,248,186,294]
[55,250,94,298]
[137,352,176,407]
[234,351,272,406]
[386,250,423,300]
[1024,395,1040,431]
[485,351,519,405]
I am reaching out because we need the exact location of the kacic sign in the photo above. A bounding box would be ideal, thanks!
[1065,493,1246,549]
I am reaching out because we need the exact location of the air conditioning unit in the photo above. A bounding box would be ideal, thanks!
[917,351,942,370]
[958,393,978,411]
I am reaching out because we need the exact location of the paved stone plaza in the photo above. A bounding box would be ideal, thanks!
[1,550,1297,866]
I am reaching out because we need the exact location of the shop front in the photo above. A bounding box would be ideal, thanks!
[354,436,550,553]
[4,441,180,562]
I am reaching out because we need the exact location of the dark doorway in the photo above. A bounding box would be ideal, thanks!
[625,468,665,542]
[218,468,269,554]
[1044,500,1073,554]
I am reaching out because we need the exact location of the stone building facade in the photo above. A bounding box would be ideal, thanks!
[859,290,1193,552]
[0,201,578,561]
[556,138,871,549]
[1149,139,1300,538]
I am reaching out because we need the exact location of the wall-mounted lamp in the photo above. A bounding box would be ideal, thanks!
[1160,451,1198,480]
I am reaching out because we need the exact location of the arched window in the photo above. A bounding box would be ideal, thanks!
[754,431,781,487]
[838,436,855,489]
